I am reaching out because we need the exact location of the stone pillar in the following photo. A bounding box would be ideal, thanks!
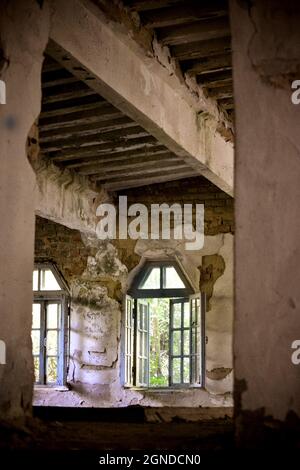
[0,0,50,420]
[230,0,300,446]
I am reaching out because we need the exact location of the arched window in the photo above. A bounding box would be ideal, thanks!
[124,261,206,389]
[32,264,69,386]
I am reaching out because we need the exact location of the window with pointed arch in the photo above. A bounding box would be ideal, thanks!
[32,264,70,386]
[124,261,206,389]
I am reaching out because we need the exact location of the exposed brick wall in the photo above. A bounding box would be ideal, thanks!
[35,216,90,285]
[116,176,234,236]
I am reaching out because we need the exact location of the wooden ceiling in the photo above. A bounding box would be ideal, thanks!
[123,0,233,118]
[39,56,196,190]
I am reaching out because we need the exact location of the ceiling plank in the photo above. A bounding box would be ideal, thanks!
[65,147,171,168]
[140,2,227,28]
[104,171,196,190]
[41,126,149,151]
[92,162,189,180]
[157,16,230,46]
[171,36,231,61]
[78,153,180,175]
[183,53,231,75]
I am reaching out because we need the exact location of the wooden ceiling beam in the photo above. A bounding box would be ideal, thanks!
[39,117,136,142]
[103,170,196,190]
[157,16,230,46]
[40,126,149,152]
[78,153,180,175]
[92,162,189,181]
[65,147,170,168]
[183,53,231,75]
[124,0,183,12]
[140,2,227,28]
[171,36,231,61]
[49,136,159,161]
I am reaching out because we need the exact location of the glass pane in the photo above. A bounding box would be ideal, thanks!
[183,358,190,383]
[32,303,41,328]
[184,302,190,327]
[149,297,169,388]
[184,330,190,355]
[172,303,181,328]
[164,267,185,288]
[46,331,58,355]
[143,332,148,356]
[47,303,60,328]
[139,332,143,356]
[139,358,143,384]
[172,358,181,384]
[31,331,40,355]
[33,356,40,382]
[33,270,39,291]
[140,267,160,289]
[40,269,61,291]
[46,357,58,383]
[172,330,181,356]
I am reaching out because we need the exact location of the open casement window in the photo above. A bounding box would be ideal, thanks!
[32,264,69,386]
[125,260,206,388]
[169,294,206,387]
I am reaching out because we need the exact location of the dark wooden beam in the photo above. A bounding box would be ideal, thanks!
[171,36,231,61]
[78,153,180,175]
[102,170,197,190]
[65,146,170,169]
[49,136,159,161]
[208,85,233,99]
[157,16,230,46]
[40,126,149,152]
[39,105,123,131]
[42,88,97,105]
[92,162,189,181]
[124,0,183,12]
[182,53,231,75]
[40,99,110,119]
[197,69,232,86]
[140,2,228,28]
[39,117,136,142]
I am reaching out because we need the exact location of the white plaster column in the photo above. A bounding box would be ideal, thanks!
[0,0,50,419]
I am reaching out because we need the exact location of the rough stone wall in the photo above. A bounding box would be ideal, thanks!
[34,177,234,408]
[230,0,300,446]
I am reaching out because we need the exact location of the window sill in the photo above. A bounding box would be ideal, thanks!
[34,384,70,392]
[124,386,204,392]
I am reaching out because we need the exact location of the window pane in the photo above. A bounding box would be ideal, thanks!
[143,332,148,356]
[183,358,190,383]
[33,270,39,291]
[32,303,41,328]
[184,330,190,355]
[184,301,190,327]
[40,269,61,291]
[139,333,143,356]
[46,357,58,383]
[140,267,160,289]
[47,303,60,328]
[31,331,40,355]
[164,267,185,288]
[33,356,40,382]
[172,330,181,356]
[46,331,58,355]
[172,358,181,384]
[172,303,181,328]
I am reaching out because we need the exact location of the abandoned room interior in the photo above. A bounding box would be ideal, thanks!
[1,0,300,454]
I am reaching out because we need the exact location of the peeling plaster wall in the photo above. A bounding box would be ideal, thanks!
[34,177,233,408]
[0,0,50,420]
[230,0,300,444]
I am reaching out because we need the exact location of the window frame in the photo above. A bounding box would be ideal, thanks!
[32,263,70,387]
[128,260,194,298]
[123,261,206,390]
